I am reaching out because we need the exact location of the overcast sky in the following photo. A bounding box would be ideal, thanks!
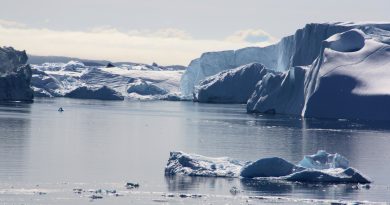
[1,0,389,65]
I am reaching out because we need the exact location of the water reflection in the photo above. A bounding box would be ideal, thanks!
[165,175,237,194]
[0,99,389,202]
[240,178,358,199]
[0,103,31,181]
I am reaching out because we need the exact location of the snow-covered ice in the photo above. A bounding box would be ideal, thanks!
[165,150,371,183]
[165,151,244,177]
[30,61,184,100]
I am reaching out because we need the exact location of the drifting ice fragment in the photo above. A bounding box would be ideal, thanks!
[165,151,371,184]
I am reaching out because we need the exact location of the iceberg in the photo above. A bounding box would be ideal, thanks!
[127,79,168,96]
[284,167,370,184]
[247,66,306,115]
[64,85,124,101]
[240,157,297,178]
[165,150,371,184]
[31,68,64,97]
[31,61,183,100]
[62,61,86,72]
[165,151,243,177]
[248,23,390,121]
[298,150,349,170]
[194,63,276,103]
[180,23,355,97]
[0,47,33,101]
[178,22,390,120]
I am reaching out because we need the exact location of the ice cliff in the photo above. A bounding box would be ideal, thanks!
[180,23,354,97]
[0,47,33,101]
[165,150,371,184]
[181,22,390,120]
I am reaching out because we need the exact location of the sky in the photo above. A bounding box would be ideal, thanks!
[0,0,389,65]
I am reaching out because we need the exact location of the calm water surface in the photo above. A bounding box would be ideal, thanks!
[0,98,389,204]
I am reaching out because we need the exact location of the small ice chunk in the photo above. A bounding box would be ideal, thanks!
[165,151,243,177]
[125,182,139,189]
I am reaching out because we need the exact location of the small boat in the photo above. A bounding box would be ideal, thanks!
[58,107,64,112]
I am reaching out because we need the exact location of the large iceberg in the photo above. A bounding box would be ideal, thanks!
[194,63,276,103]
[180,22,390,120]
[247,23,390,121]
[180,23,355,97]
[0,47,33,101]
[165,150,371,184]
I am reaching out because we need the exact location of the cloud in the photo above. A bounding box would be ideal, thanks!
[0,19,26,28]
[226,29,278,44]
[0,21,278,65]
[126,28,192,40]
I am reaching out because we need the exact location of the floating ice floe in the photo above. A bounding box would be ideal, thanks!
[165,150,371,184]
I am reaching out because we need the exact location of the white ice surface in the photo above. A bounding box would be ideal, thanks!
[31,63,183,100]
[165,150,371,183]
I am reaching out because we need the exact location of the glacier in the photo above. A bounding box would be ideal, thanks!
[0,47,33,101]
[30,61,184,100]
[165,150,371,184]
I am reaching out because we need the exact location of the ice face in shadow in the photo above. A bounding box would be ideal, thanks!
[240,157,297,178]
[127,79,168,96]
[194,63,277,104]
[0,47,33,101]
[165,150,371,184]
[64,85,124,101]
[283,167,371,184]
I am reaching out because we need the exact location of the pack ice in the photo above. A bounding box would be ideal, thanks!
[165,150,371,184]
[31,61,184,100]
